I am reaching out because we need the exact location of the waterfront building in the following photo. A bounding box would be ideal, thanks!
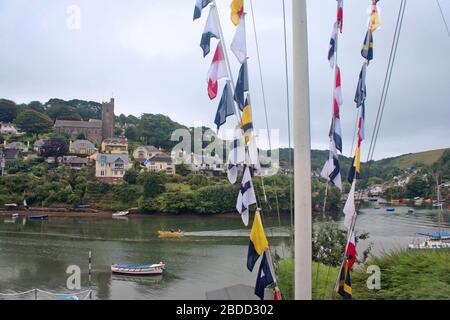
[95,153,131,183]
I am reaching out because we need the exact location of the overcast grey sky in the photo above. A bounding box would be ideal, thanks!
[0,0,448,160]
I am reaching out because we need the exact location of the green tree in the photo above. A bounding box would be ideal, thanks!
[28,101,45,113]
[125,126,138,141]
[15,110,53,137]
[405,175,430,198]
[175,164,190,177]
[46,104,82,121]
[138,172,167,198]
[0,99,18,122]
[123,169,139,184]
[76,132,87,140]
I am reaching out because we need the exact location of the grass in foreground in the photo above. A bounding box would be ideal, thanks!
[352,250,450,300]
[277,259,339,300]
[277,250,450,300]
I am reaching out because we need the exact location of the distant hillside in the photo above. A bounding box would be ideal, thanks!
[375,148,449,169]
[279,147,450,182]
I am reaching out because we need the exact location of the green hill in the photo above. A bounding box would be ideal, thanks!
[377,148,449,169]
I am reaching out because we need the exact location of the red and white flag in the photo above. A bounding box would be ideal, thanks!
[346,231,357,270]
[207,42,227,100]
[337,0,344,33]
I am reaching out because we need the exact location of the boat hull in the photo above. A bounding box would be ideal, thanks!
[111,264,165,276]
[158,231,184,238]
[27,215,49,221]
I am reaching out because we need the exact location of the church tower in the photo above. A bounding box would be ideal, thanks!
[102,98,115,140]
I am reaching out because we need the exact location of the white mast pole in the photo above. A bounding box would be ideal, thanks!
[292,0,312,300]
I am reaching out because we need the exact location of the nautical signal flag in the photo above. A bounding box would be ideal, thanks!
[247,210,269,272]
[343,180,356,229]
[348,144,361,184]
[321,139,342,191]
[193,0,212,21]
[361,30,374,62]
[231,13,247,64]
[236,166,257,226]
[230,0,244,26]
[329,67,343,153]
[328,22,338,69]
[207,42,227,100]
[354,64,367,108]
[337,0,344,33]
[200,6,220,57]
[215,83,235,131]
[240,95,254,144]
[255,251,275,300]
[369,3,381,32]
[337,259,352,300]
[347,231,357,270]
[227,126,245,184]
[234,62,249,111]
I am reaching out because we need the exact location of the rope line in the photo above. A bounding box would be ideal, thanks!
[436,0,450,37]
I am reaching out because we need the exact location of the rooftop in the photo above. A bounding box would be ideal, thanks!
[55,120,102,129]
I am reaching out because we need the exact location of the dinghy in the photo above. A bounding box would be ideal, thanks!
[111,262,165,276]
[112,211,129,217]
[386,208,395,212]
[158,230,185,238]
[27,215,49,221]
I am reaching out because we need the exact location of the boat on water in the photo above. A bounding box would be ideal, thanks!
[408,208,415,214]
[111,262,165,276]
[112,211,129,217]
[408,232,450,251]
[408,177,450,251]
[27,215,49,221]
[12,213,19,218]
[158,230,185,238]
[386,208,396,212]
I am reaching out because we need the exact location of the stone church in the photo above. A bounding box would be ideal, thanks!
[54,98,115,143]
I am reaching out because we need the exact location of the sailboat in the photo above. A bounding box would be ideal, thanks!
[408,178,450,250]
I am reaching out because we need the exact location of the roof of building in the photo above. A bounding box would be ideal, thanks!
[71,140,96,149]
[102,138,128,144]
[34,140,46,147]
[54,120,102,129]
[5,142,27,150]
[148,153,172,163]
[65,157,89,165]
[4,149,21,159]
[96,153,130,164]
[139,145,160,152]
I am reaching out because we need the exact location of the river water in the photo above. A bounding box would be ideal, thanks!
[0,205,448,300]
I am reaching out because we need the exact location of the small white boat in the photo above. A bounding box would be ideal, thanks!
[111,262,165,276]
[112,211,129,217]
[12,213,19,218]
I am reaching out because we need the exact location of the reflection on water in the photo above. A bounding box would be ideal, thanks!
[0,214,290,300]
[0,206,448,300]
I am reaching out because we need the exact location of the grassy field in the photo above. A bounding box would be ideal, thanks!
[388,148,448,169]
[276,250,450,300]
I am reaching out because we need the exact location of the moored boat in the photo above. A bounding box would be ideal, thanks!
[158,230,185,238]
[111,262,165,276]
[112,211,129,217]
[386,208,395,212]
[27,215,49,221]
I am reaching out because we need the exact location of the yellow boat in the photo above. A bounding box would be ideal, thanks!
[158,230,185,238]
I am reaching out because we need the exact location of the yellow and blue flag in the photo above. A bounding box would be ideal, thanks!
[247,210,269,271]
